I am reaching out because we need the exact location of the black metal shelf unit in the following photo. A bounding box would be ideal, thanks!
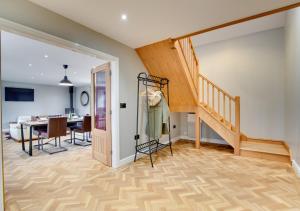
[134,72,173,167]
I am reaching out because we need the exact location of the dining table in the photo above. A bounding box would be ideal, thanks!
[20,118,83,156]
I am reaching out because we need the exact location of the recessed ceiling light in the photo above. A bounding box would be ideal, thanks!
[44,54,49,58]
[121,14,127,21]
[31,76,35,79]
[40,72,44,76]
[28,63,32,67]
[74,71,77,74]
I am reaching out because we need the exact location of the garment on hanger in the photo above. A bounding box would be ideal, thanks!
[146,96,169,139]
[140,88,162,106]
[138,88,170,141]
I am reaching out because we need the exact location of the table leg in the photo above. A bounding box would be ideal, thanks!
[29,126,33,156]
[21,123,25,151]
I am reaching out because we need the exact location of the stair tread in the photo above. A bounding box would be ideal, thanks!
[240,141,289,156]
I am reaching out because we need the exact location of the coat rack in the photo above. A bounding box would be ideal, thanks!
[134,72,173,167]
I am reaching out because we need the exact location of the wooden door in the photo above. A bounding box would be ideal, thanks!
[91,63,112,166]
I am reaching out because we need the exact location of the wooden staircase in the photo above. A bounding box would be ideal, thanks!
[136,37,291,163]
[136,39,197,112]
[195,73,241,155]
[240,136,291,163]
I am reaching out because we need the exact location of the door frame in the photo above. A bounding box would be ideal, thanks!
[0,30,4,211]
[0,17,120,170]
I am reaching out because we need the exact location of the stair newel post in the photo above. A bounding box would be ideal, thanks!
[234,96,240,155]
[195,112,201,149]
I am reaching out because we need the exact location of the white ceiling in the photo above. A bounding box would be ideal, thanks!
[1,31,106,86]
[28,0,300,48]
[192,11,286,47]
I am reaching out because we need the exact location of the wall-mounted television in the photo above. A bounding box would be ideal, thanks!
[5,87,34,102]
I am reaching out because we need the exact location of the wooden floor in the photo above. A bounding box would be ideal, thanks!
[3,139,300,211]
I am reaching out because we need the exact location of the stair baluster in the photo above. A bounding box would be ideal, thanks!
[178,38,199,95]
[199,74,240,132]
[177,36,241,152]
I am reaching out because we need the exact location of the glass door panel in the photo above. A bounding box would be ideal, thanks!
[95,71,106,130]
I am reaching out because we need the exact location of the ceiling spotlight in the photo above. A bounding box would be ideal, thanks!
[44,54,49,58]
[28,63,32,67]
[31,76,35,79]
[121,14,127,20]
[40,72,44,76]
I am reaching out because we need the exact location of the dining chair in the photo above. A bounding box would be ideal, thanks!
[68,116,91,146]
[37,117,68,154]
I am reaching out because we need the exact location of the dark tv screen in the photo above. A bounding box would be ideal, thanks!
[5,87,34,102]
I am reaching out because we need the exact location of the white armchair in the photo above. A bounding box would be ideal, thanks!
[9,116,38,141]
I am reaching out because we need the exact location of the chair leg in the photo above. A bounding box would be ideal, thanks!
[55,137,57,147]
[87,132,92,143]
[72,131,91,146]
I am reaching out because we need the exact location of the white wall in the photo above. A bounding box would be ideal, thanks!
[170,112,181,139]
[196,28,285,140]
[74,86,91,116]
[285,8,300,166]
[2,81,69,129]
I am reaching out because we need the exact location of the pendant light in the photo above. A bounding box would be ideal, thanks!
[59,64,73,86]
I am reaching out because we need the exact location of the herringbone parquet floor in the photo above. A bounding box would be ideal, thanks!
[3,139,300,211]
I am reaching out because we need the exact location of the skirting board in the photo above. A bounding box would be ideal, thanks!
[292,160,300,177]
[202,138,228,145]
[180,136,228,145]
[180,136,195,141]
[117,136,181,168]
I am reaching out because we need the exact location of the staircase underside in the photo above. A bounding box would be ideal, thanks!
[136,39,197,112]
